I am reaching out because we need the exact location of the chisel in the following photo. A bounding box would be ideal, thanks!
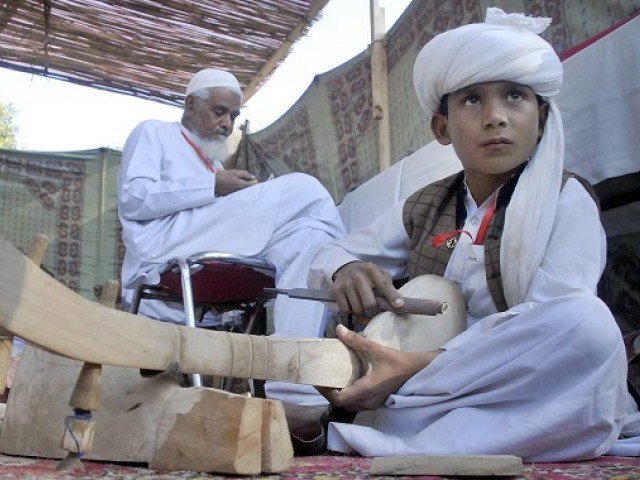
[264,287,447,316]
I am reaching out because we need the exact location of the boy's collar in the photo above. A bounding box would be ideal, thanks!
[460,163,527,209]
[456,162,527,227]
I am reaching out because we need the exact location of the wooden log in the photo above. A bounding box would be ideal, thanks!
[0,234,50,396]
[150,388,263,474]
[369,455,523,476]
[0,234,363,388]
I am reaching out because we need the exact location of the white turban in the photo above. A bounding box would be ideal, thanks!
[413,8,565,308]
[186,68,243,100]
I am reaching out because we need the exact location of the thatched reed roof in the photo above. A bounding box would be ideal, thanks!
[0,0,329,105]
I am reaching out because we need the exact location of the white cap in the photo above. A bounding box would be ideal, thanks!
[185,68,243,99]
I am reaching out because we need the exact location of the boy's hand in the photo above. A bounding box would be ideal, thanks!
[215,169,258,195]
[332,261,404,318]
[317,325,441,411]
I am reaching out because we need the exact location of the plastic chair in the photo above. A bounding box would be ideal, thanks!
[129,252,276,389]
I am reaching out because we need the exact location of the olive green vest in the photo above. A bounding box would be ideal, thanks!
[402,169,597,312]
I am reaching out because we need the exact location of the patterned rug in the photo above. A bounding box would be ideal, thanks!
[0,454,639,479]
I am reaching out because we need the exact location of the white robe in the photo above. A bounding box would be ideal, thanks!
[118,119,346,341]
[309,178,640,461]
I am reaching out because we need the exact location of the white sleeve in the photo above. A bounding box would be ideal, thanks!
[118,122,217,221]
[308,201,410,290]
[525,177,606,302]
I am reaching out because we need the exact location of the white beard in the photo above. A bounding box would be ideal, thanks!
[191,133,228,164]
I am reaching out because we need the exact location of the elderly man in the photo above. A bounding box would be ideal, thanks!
[118,69,346,402]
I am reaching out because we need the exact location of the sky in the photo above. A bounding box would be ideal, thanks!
[0,0,412,152]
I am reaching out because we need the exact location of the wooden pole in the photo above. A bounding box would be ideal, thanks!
[370,0,391,172]
[57,280,119,471]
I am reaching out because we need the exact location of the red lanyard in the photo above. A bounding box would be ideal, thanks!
[432,193,497,248]
[181,131,217,174]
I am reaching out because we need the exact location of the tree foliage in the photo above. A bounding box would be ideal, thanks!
[0,100,18,149]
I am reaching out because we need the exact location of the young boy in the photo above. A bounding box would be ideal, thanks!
[308,8,640,461]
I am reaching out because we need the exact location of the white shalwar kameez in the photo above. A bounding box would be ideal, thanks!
[118,119,346,404]
[309,179,640,460]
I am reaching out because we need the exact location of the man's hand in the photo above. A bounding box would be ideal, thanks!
[332,261,404,318]
[317,325,442,411]
[215,169,258,196]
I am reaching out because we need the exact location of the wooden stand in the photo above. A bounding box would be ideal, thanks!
[150,389,292,474]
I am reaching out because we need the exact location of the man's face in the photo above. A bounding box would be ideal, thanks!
[184,87,241,140]
[431,81,546,195]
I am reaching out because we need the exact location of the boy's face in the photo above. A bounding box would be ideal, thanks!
[431,81,546,197]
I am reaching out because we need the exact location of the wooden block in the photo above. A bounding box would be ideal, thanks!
[0,347,183,462]
[260,399,293,473]
[369,455,523,476]
[61,417,95,453]
[150,388,265,475]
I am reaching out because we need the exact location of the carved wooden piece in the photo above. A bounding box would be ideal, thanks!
[369,455,523,476]
[0,235,363,388]
[0,234,50,395]
[363,275,466,351]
